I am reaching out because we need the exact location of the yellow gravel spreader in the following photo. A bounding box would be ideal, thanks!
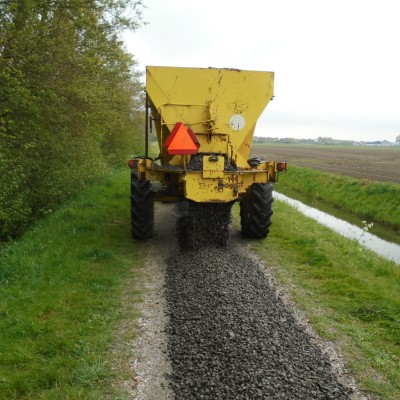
[129,66,286,241]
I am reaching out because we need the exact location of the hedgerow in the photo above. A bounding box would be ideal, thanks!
[0,0,145,240]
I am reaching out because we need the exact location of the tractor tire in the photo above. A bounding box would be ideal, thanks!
[240,183,273,239]
[130,170,154,239]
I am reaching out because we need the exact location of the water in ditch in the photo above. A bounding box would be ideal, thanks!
[274,192,400,265]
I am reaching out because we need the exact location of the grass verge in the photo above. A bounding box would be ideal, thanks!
[274,165,400,229]
[0,169,142,399]
[235,200,400,399]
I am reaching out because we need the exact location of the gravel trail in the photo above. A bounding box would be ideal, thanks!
[165,247,354,399]
[163,202,361,399]
[131,202,364,399]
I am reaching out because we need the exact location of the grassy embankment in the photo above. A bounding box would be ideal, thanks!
[235,197,400,399]
[274,165,400,230]
[0,170,144,400]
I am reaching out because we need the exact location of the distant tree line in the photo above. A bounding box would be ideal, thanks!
[0,0,145,240]
[254,136,399,146]
[254,136,354,145]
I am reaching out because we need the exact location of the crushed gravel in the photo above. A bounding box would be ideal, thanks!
[165,247,353,399]
[163,202,358,399]
[177,201,232,250]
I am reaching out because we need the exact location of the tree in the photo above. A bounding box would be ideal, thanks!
[0,0,145,240]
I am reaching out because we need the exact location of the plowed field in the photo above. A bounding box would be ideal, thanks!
[251,145,400,183]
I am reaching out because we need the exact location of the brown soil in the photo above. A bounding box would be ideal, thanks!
[251,145,400,183]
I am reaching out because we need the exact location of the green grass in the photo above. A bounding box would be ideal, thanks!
[237,200,400,399]
[275,165,400,229]
[0,169,142,399]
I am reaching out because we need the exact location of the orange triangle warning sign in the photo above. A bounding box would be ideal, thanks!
[165,122,200,155]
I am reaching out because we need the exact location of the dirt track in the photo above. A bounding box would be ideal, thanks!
[130,203,366,399]
[251,145,400,183]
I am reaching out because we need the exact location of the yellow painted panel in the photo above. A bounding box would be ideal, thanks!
[184,171,270,203]
[203,156,224,179]
[146,66,274,166]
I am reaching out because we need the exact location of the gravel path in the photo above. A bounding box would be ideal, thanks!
[165,247,353,399]
[129,204,175,400]
[131,202,365,399]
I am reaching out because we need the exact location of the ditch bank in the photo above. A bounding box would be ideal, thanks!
[274,192,400,265]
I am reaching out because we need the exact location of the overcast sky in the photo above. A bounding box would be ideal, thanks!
[124,0,400,142]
